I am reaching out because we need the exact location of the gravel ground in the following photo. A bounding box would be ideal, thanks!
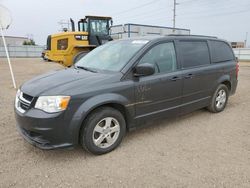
[0,58,250,188]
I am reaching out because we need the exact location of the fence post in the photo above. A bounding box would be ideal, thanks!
[238,48,241,60]
[26,45,28,57]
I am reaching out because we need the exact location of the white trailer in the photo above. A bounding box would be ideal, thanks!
[111,23,190,39]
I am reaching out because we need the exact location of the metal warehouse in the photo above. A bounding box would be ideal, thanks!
[110,23,190,39]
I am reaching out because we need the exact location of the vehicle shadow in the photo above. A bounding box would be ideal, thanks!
[26,108,212,160]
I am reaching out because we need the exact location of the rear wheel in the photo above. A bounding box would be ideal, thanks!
[80,107,126,155]
[208,84,229,113]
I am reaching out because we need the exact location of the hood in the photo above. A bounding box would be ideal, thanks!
[21,68,121,96]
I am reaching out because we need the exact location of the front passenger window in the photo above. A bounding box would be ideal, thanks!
[139,42,177,74]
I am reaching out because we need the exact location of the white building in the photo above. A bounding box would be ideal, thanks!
[0,36,29,46]
[111,23,190,39]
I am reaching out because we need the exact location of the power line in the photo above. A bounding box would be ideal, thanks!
[179,7,250,19]
[180,0,197,3]
[182,0,220,6]
[124,6,250,25]
[179,0,202,4]
[111,0,161,16]
[114,6,168,22]
[177,2,250,17]
[112,0,250,30]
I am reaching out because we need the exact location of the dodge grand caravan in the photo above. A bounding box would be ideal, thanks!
[15,35,238,155]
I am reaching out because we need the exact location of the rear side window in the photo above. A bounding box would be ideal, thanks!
[179,41,210,68]
[209,41,234,63]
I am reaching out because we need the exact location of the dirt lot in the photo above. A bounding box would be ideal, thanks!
[0,58,250,187]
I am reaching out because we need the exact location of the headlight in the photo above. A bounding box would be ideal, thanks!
[35,96,71,113]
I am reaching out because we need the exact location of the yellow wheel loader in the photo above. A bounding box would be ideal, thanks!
[44,16,113,67]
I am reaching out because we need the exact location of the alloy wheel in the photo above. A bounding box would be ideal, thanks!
[92,117,120,149]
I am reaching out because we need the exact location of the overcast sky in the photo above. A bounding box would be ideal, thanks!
[1,0,250,46]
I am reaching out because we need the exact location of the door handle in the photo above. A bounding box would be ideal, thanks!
[170,76,181,81]
[184,74,193,79]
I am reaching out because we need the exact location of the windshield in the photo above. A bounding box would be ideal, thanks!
[75,40,148,72]
[89,19,109,35]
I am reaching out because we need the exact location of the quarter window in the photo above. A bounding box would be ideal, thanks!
[139,42,177,74]
[209,41,234,63]
[179,41,210,68]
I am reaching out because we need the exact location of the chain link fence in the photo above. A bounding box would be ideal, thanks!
[1,45,249,61]
[0,45,45,58]
[233,48,250,61]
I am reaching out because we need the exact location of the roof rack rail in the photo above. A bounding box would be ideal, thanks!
[168,34,218,39]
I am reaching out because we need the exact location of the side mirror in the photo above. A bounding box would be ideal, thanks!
[134,63,155,77]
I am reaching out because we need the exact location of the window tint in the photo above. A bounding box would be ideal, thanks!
[139,42,177,74]
[179,41,210,68]
[210,41,234,63]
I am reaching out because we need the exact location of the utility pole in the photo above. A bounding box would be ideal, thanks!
[173,0,178,33]
[244,32,248,48]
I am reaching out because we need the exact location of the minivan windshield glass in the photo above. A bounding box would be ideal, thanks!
[75,40,148,72]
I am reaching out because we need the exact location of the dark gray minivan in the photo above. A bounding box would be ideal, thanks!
[15,35,238,154]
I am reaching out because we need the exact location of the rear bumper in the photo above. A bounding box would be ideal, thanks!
[15,108,76,149]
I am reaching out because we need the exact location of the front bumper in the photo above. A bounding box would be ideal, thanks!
[15,108,75,149]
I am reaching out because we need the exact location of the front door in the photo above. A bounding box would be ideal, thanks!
[134,41,183,124]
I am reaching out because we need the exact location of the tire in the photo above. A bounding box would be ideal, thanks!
[207,84,229,113]
[73,51,88,64]
[80,107,126,155]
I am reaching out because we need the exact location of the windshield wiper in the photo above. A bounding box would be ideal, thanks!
[75,66,97,73]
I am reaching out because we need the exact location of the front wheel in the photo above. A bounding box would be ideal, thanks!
[80,107,126,155]
[208,84,229,113]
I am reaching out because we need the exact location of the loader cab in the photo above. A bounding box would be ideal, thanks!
[78,16,113,46]
[44,15,113,67]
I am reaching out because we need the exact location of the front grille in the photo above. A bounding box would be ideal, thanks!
[15,91,34,113]
[20,102,29,111]
[22,93,33,102]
